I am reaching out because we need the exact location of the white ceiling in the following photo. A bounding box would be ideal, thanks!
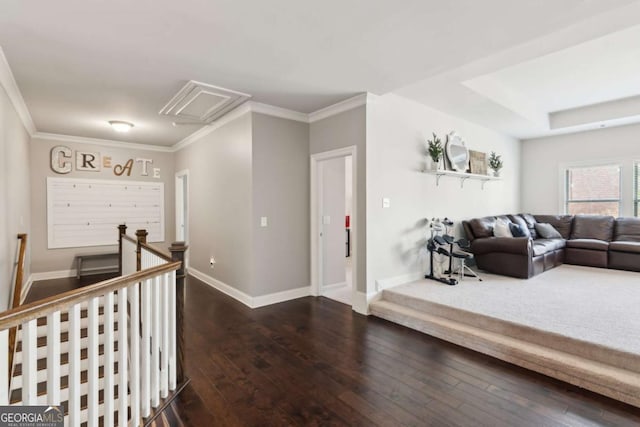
[1,0,639,145]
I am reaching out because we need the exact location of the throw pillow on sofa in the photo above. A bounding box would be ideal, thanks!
[509,222,530,238]
[493,219,513,238]
[535,223,562,239]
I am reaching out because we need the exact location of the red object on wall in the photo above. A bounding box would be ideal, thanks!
[345,215,350,228]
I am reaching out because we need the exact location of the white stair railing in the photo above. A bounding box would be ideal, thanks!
[0,225,187,426]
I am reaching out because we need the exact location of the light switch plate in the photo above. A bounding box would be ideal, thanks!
[323,215,331,225]
[382,197,391,208]
[260,216,268,227]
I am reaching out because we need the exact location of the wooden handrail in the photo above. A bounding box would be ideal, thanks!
[11,234,27,309]
[121,234,137,244]
[139,241,172,262]
[8,233,27,381]
[0,261,181,331]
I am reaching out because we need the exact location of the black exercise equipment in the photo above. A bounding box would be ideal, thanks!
[425,218,457,286]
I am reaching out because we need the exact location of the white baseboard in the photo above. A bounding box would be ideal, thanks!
[252,286,310,308]
[189,267,310,309]
[375,272,424,292]
[20,275,34,304]
[30,269,76,281]
[352,291,371,315]
[189,268,253,307]
[322,281,348,291]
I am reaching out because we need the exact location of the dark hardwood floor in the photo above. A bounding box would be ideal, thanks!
[24,272,119,304]
[172,276,640,427]
[24,274,640,426]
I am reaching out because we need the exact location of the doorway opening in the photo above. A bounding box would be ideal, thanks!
[310,146,357,308]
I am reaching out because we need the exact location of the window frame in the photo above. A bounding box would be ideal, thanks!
[635,162,639,217]
[563,163,622,217]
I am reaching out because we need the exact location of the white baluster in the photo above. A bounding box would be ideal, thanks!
[22,319,38,405]
[0,329,8,405]
[117,288,129,426]
[168,270,177,390]
[141,278,152,417]
[87,298,99,427]
[129,282,141,426]
[68,304,81,426]
[151,275,161,407]
[46,311,60,406]
[160,273,170,398]
[104,291,115,426]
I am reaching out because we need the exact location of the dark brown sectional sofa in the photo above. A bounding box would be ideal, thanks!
[462,214,640,278]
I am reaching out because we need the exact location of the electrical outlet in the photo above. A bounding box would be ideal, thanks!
[260,217,268,227]
[209,256,216,268]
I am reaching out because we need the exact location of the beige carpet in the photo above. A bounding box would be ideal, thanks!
[386,265,640,355]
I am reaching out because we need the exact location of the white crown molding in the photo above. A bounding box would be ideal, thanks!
[250,101,309,123]
[33,132,174,152]
[171,102,253,152]
[0,47,37,135]
[308,93,369,123]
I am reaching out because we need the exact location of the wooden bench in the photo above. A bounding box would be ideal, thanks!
[75,252,119,279]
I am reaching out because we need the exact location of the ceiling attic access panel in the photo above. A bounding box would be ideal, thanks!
[159,80,251,124]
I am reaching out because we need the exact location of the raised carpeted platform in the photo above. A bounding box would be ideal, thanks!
[370,265,640,408]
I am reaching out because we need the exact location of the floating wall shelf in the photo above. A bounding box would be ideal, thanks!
[424,169,501,189]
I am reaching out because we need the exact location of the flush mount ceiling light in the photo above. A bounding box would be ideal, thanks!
[108,120,134,133]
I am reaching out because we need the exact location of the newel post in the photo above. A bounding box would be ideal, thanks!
[117,224,127,275]
[135,229,148,272]
[169,241,188,385]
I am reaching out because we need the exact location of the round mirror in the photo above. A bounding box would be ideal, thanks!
[446,132,469,172]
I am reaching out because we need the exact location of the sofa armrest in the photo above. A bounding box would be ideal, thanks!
[471,237,531,256]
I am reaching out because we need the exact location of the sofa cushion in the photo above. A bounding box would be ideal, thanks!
[609,241,640,254]
[508,215,531,238]
[509,222,529,238]
[571,215,614,241]
[534,223,562,239]
[493,219,513,237]
[565,239,609,251]
[534,215,573,239]
[519,213,538,239]
[468,216,496,239]
[614,217,640,242]
[532,239,566,256]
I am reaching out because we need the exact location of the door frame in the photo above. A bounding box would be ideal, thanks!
[310,146,357,307]
[175,169,190,266]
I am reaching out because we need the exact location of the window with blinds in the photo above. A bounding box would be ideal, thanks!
[565,164,621,216]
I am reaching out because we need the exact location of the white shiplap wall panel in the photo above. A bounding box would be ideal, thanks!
[47,177,164,248]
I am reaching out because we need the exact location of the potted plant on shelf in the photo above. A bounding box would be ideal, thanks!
[488,151,503,177]
[427,133,444,171]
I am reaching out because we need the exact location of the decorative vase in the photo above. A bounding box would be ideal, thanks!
[428,158,441,172]
[492,170,501,177]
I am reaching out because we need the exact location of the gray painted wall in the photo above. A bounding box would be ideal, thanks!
[310,106,367,293]
[321,156,346,287]
[0,84,31,309]
[366,94,521,289]
[29,136,175,273]
[174,113,253,294]
[251,113,310,296]
[521,123,640,217]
